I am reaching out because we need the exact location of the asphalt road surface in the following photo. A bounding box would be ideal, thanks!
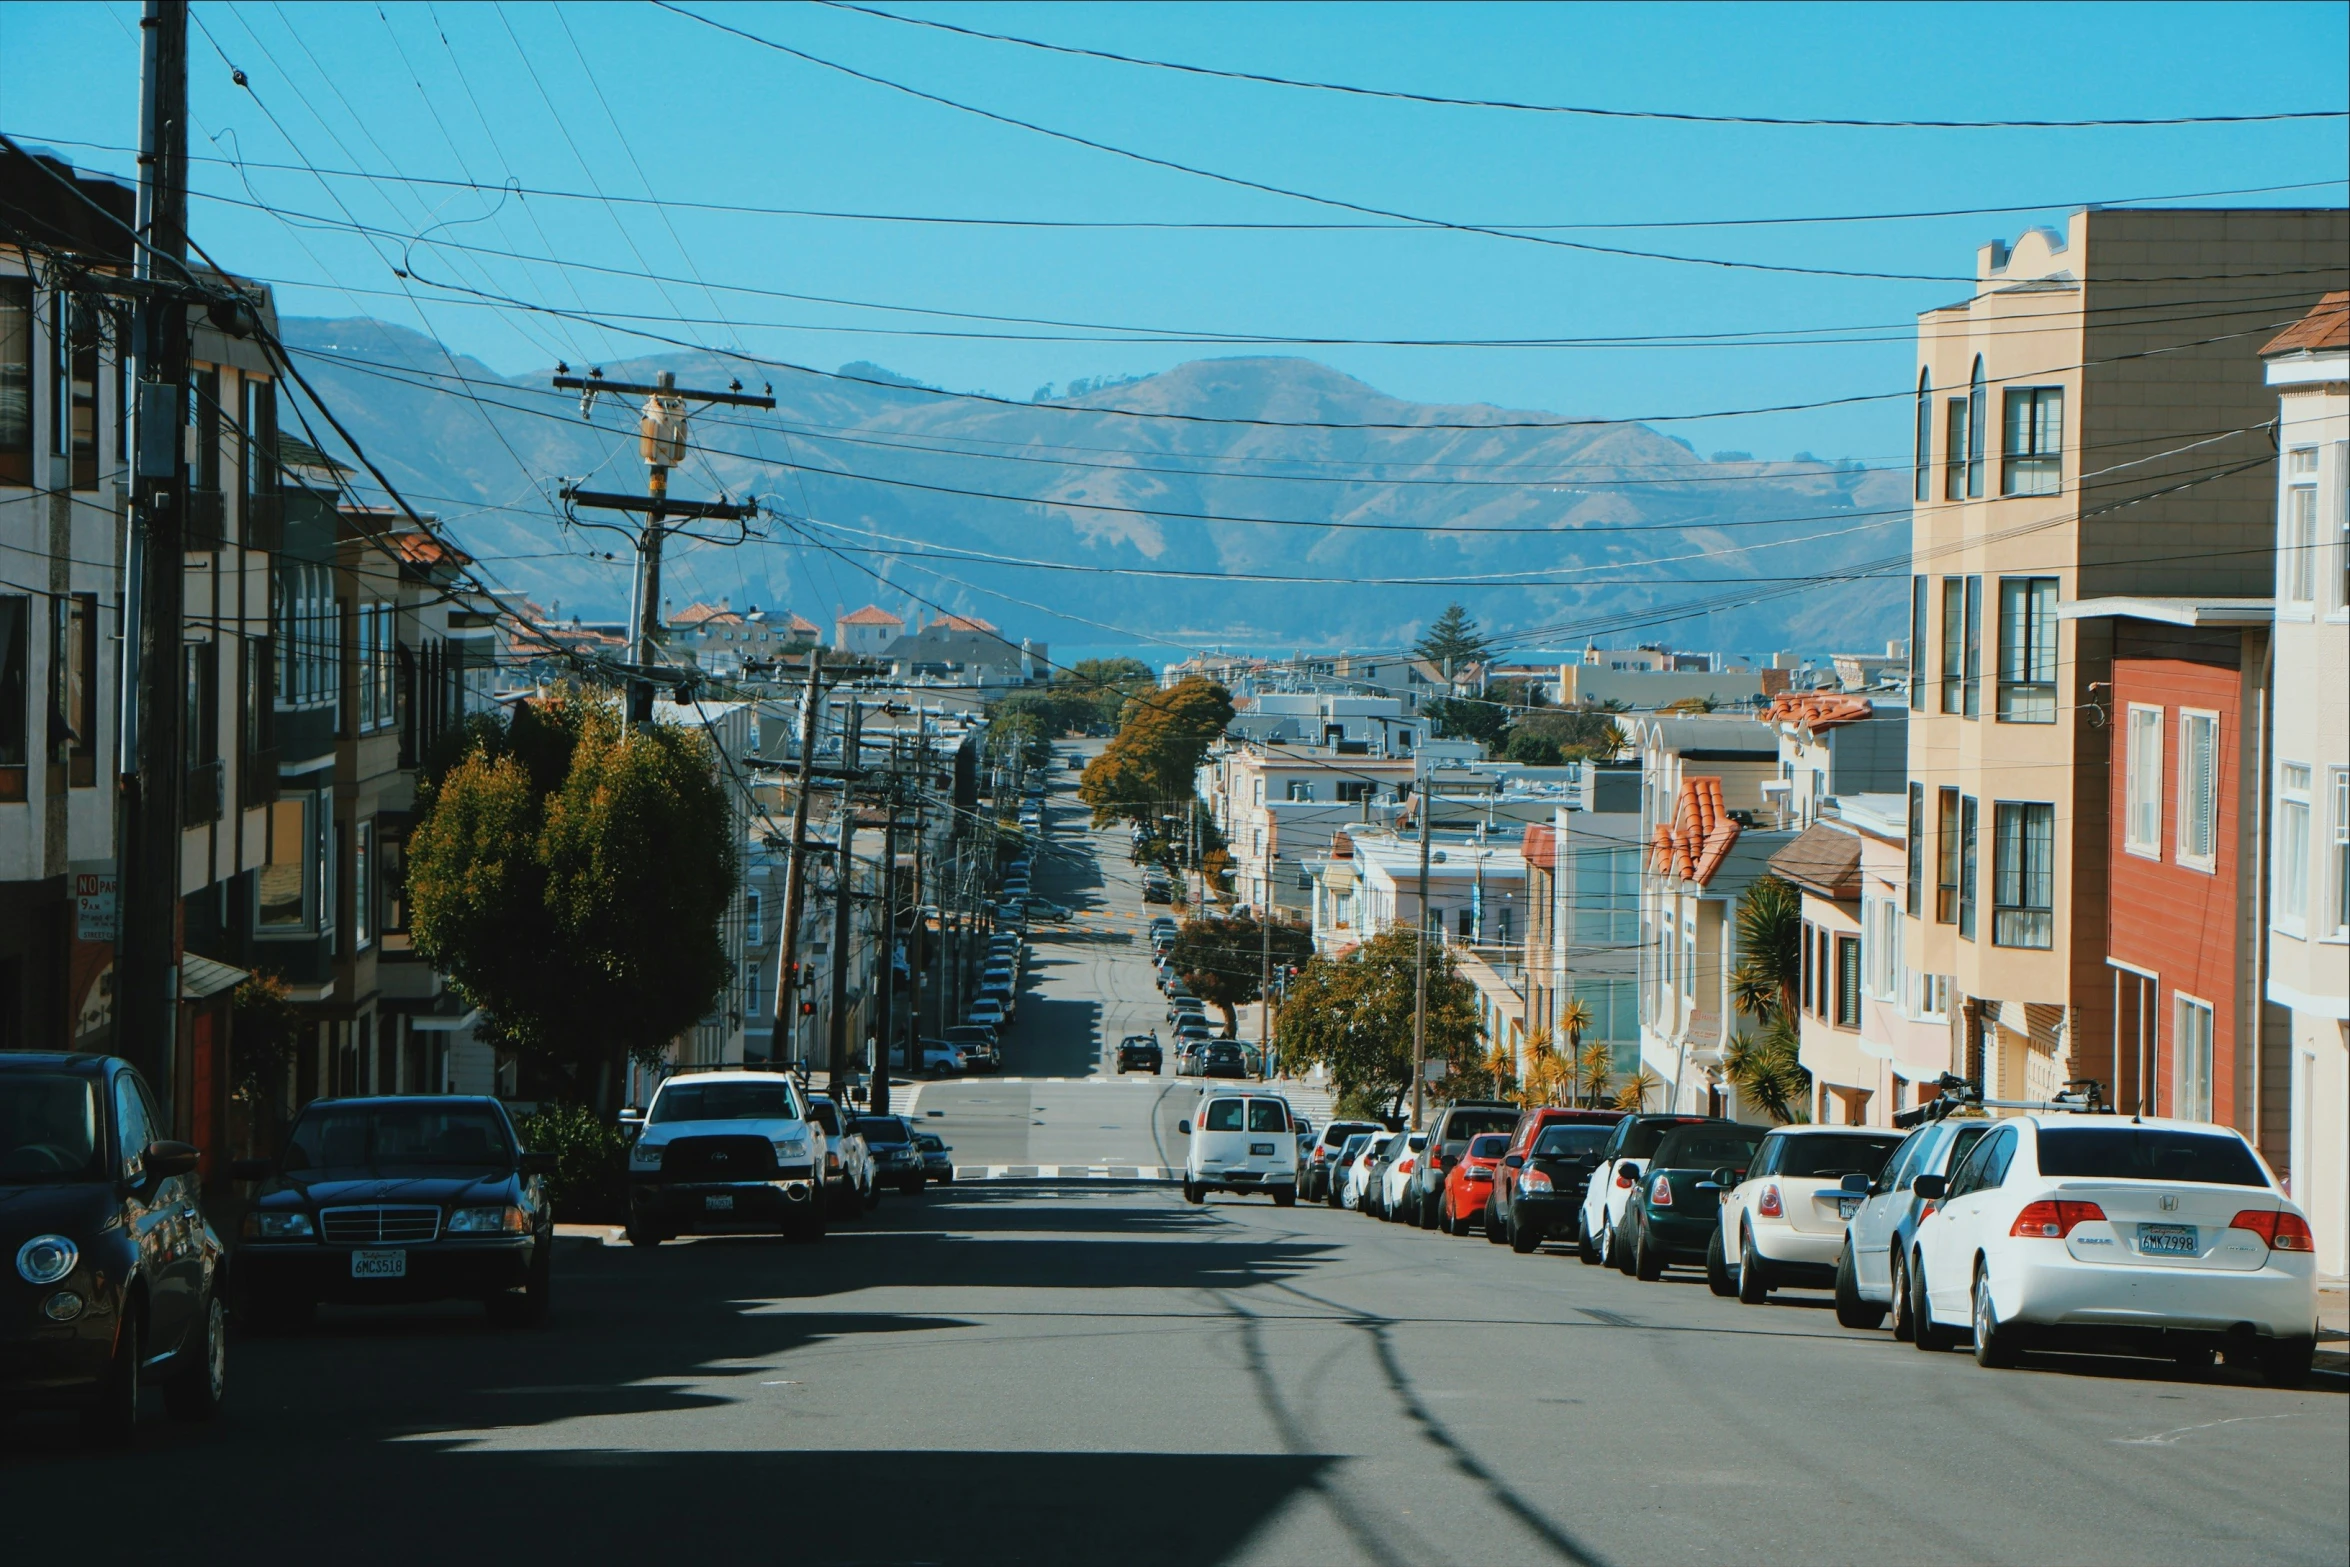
[14,755,2342,1566]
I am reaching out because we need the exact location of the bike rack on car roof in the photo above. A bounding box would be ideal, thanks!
[1893,1073,2110,1128]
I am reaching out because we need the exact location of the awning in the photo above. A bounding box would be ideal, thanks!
[178,953,249,1002]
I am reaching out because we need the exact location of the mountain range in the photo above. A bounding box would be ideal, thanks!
[281,317,1908,658]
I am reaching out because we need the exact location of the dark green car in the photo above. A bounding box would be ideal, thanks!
[1622,1122,1766,1282]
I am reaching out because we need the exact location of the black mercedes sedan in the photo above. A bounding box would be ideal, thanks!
[232,1096,554,1330]
[2,1051,226,1444]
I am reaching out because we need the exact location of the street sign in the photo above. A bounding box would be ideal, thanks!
[73,861,118,943]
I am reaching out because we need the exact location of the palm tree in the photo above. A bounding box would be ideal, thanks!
[1725,1013,1808,1123]
[1729,876,1802,1023]
[1576,1039,1613,1108]
[1557,998,1594,1102]
[1614,1067,1660,1113]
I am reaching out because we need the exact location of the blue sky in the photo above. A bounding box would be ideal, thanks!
[3,1,2344,471]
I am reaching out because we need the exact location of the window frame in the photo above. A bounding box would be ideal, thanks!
[0,277,33,487]
[1913,370,1932,502]
[256,790,317,935]
[1990,800,2055,950]
[1957,795,1979,941]
[1935,786,1960,924]
[2123,703,2163,858]
[2174,993,2215,1123]
[1905,782,1925,919]
[1961,575,1982,718]
[2282,454,2318,607]
[1908,576,1927,708]
[2175,709,2220,873]
[1994,576,2058,723]
[2329,767,2350,941]
[1965,357,1987,499]
[1834,933,1862,1027]
[2276,762,2312,931]
[1999,386,2064,497]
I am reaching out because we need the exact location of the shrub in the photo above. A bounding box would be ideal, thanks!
[516,1102,627,1223]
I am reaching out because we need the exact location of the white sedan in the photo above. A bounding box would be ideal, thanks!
[1908,1115,2318,1384]
[1379,1133,1430,1219]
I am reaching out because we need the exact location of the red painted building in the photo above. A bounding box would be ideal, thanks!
[2062,597,2277,1135]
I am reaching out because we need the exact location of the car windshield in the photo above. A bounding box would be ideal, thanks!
[1443,1111,1518,1143]
[857,1118,911,1145]
[1324,1121,1380,1147]
[1340,1135,1372,1159]
[1651,1126,1764,1170]
[1466,1134,1511,1159]
[1533,1126,1612,1159]
[805,1102,842,1136]
[0,1073,105,1183]
[2036,1128,2268,1187]
[1770,1132,1905,1179]
[1621,1117,1714,1159]
[650,1082,802,1123]
[283,1104,513,1174]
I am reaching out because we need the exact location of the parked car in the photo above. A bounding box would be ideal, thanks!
[856,1115,927,1197]
[1488,1108,1624,1253]
[1174,1020,1215,1050]
[966,997,1008,1031]
[1437,1133,1513,1234]
[619,1072,823,1246]
[3,1052,227,1442]
[1330,1133,1378,1209]
[1143,879,1173,904]
[1180,1092,1299,1205]
[1172,1040,1206,1077]
[1116,1034,1163,1074]
[1027,899,1072,922]
[1577,1113,1721,1269]
[942,1024,1001,1074]
[1200,1041,1250,1079]
[916,1133,955,1184]
[1718,1125,1906,1302]
[1378,1133,1431,1220]
[1908,1117,2317,1383]
[1347,1134,1400,1213]
[1401,1100,1522,1229]
[803,1093,877,1216]
[1305,1119,1384,1202]
[1839,1114,1994,1334]
[1617,1121,1767,1281]
[918,1041,967,1077]
[240,1094,556,1329]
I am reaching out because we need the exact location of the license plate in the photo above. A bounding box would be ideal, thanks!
[2138,1223,2198,1256]
[1837,1197,1861,1220]
[351,1249,406,1279]
[1250,1143,1276,1156]
[704,1194,735,1212]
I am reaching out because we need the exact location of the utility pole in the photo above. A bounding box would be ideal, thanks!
[824,698,864,1101]
[772,646,825,1066]
[1258,839,1273,1078]
[1410,759,1433,1131]
[553,369,771,721]
[116,0,189,1116]
[870,740,902,1119]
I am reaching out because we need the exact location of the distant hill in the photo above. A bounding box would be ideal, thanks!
[282,319,1906,656]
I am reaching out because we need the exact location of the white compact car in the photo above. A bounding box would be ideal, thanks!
[1379,1133,1431,1220]
[1717,1125,1906,1304]
[1181,1092,1300,1205]
[1908,1115,2318,1384]
[1342,1135,1392,1210]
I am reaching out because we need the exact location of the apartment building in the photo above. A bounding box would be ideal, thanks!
[1771,821,1874,1123]
[1902,208,2347,1112]
[1763,691,1908,831]
[1202,743,1413,917]
[2262,293,2349,1279]
[1519,772,1646,1091]
[1833,792,1954,1121]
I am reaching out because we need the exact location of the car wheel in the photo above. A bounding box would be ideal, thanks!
[1485,1203,1511,1245]
[1834,1240,1888,1331]
[1613,1216,1638,1276]
[84,1305,141,1449]
[490,1237,553,1328]
[1911,1251,1957,1352]
[1887,1250,1916,1342]
[1633,1217,1664,1282]
[1183,1183,1205,1205]
[1272,1187,1296,1208]
[1326,1180,1346,1210]
[2260,1336,2316,1389]
[164,1289,227,1422]
[1706,1229,1737,1297]
[1593,1215,1613,1269]
[625,1220,664,1247]
[1418,1189,1439,1230]
[1970,1265,2018,1369]
[1737,1229,1771,1304]
[1577,1220,1600,1266]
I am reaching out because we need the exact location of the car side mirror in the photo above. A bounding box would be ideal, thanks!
[1912,1174,1946,1201]
[1503,1154,1523,1169]
[1177,1120,1190,1135]
[145,1140,201,1180]
[1618,1161,1642,1181]
[520,1150,558,1177]
[1439,1155,1458,1171]
[1838,1172,1872,1195]
[229,1156,274,1182]
[1710,1167,1735,1188]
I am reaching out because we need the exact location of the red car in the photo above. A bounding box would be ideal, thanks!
[1437,1133,1514,1234]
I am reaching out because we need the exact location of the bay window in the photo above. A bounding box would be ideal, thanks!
[2277,763,2311,928]
[2000,387,2063,496]
[1991,801,2055,949]
[1996,576,2058,722]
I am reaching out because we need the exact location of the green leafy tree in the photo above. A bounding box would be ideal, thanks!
[1168,913,1317,1035]
[1513,704,1629,762]
[1505,729,1563,766]
[1423,694,1510,752]
[1274,929,1479,1118]
[408,686,738,1109]
[1078,676,1234,827]
[1062,656,1156,729]
[1414,602,1492,674]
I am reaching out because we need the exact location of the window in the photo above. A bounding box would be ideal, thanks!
[0,279,31,486]
[745,890,763,947]
[0,595,26,801]
[1939,577,1965,714]
[380,833,411,952]
[1249,1099,1290,1133]
[1800,923,1816,1014]
[1961,576,1981,717]
[2175,996,2215,1123]
[182,641,219,823]
[1864,896,1902,1003]
[1835,934,1861,1026]
[1286,780,1314,802]
[1958,795,1979,940]
[1573,845,1640,944]
[745,963,760,1017]
[1905,782,1925,919]
[1913,370,1932,501]
[52,294,99,490]
[1996,577,2057,722]
[2283,447,2317,606]
[1336,780,1370,804]
[2176,710,2219,870]
[1991,802,2055,949]
[188,367,221,493]
[1966,357,1987,499]
[2000,387,2063,496]
[258,794,312,930]
[2125,705,2163,857]
[1935,787,1960,924]
[2277,763,2311,929]
[1908,575,1926,708]
[2334,768,2350,940]
[1943,396,1968,501]
[240,374,275,513]
[114,1074,156,1171]
[353,819,374,951]
[51,593,97,788]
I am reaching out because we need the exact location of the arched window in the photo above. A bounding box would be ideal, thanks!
[1966,356,1987,499]
[1913,369,1933,502]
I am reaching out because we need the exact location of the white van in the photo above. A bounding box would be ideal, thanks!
[1180,1092,1299,1206]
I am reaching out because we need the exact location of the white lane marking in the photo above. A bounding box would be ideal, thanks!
[2113,1413,2303,1446]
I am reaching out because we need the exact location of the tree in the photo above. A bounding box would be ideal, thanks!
[1273,929,1479,1118]
[1728,876,1803,1023]
[1078,676,1234,827]
[1725,1015,1808,1124]
[1062,656,1155,729]
[1423,694,1509,752]
[1168,913,1318,1035]
[1577,1038,1614,1109]
[1414,602,1492,673]
[984,705,1051,773]
[1505,729,1562,766]
[408,686,738,1109]
[1513,704,1629,762]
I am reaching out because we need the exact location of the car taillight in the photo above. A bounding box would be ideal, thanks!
[2009,1199,2105,1238]
[1399,1159,1414,1174]
[1466,1167,1494,1183]
[1649,1174,1673,1207]
[2229,1209,2316,1251]
[1756,1183,1782,1218]
[1917,1200,1938,1222]
[1519,1167,1553,1193]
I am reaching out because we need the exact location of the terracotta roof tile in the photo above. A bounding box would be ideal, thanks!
[2262,291,2348,356]
[839,605,905,627]
[1650,775,1742,886]
[1767,691,1874,731]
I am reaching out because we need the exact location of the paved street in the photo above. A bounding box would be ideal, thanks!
[9,769,2344,1565]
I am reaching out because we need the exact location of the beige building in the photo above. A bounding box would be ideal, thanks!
[1901,209,2347,1109]
[2261,293,2349,1280]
